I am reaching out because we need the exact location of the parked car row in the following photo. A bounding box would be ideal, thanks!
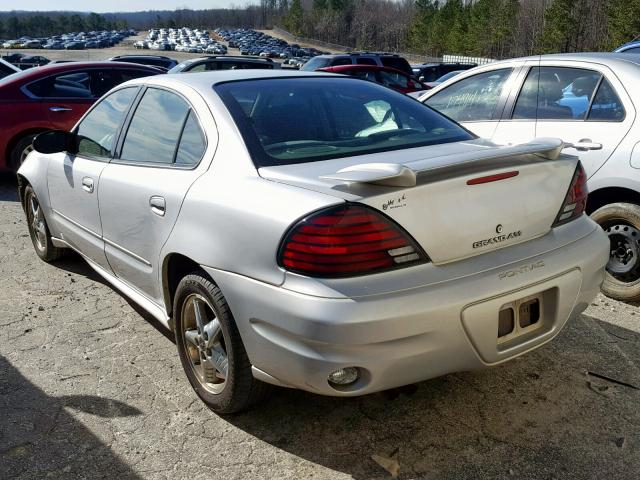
[135,27,227,54]
[6,36,640,413]
[216,27,327,60]
[2,30,135,50]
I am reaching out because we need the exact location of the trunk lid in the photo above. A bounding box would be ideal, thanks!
[259,138,577,264]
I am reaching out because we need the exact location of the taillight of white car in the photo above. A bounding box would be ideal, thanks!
[278,204,428,277]
[553,162,588,227]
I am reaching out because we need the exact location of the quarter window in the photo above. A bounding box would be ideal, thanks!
[75,87,138,158]
[175,111,206,165]
[588,78,625,121]
[424,69,512,122]
[512,67,601,120]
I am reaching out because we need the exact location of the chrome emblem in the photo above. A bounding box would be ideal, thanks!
[496,224,503,234]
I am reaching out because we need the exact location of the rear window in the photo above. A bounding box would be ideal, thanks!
[300,57,333,71]
[215,77,473,167]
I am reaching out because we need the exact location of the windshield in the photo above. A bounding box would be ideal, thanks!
[215,77,474,167]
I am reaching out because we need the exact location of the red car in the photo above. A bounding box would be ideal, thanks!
[0,61,161,171]
[317,65,427,94]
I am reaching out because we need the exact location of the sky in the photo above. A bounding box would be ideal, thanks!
[1,1,255,13]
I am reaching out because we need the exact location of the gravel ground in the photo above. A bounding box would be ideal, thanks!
[1,168,639,480]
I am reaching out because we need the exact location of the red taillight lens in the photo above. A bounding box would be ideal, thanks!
[552,162,588,227]
[278,204,428,277]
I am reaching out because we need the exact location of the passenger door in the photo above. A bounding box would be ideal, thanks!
[527,64,634,178]
[98,87,209,304]
[47,86,140,270]
[423,66,519,140]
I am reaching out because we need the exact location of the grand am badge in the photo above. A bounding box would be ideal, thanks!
[472,230,522,249]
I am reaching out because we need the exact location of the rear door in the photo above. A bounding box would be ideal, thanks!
[529,62,634,178]
[47,86,139,269]
[423,65,522,140]
[98,86,212,303]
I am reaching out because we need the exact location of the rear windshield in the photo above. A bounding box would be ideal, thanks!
[300,57,333,71]
[215,77,474,167]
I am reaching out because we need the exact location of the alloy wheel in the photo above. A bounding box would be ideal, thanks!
[180,293,228,394]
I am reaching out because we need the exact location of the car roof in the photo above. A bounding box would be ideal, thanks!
[486,52,640,69]
[615,41,640,52]
[319,64,409,75]
[0,61,160,86]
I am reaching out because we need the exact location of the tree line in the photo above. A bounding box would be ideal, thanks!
[0,12,128,38]
[1,1,639,59]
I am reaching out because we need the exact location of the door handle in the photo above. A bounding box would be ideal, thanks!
[49,106,73,112]
[565,138,603,152]
[81,177,94,193]
[149,196,166,216]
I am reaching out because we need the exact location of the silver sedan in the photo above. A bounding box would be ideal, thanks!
[18,70,609,413]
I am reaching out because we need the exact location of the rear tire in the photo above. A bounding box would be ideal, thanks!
[173,273,270,414]
[9,133,38,171]
[24,185,64,262]
[591,202,640,301]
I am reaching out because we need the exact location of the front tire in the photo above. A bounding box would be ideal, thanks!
[173,273,269,413]
[591,202,640,301]
[24,185,63,263]
[9,133,38,171]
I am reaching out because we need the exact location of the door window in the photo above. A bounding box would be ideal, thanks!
[121,88,190,164]
[512,67,601,120]
[424,68,512,122]
[587,78,625,121]
[27,71,92,98]
[356,58,377,66]
[75,87,138,158]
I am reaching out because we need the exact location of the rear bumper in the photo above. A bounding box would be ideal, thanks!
[204,218,608,396]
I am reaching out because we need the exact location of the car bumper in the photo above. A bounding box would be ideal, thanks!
[203,219,609,396]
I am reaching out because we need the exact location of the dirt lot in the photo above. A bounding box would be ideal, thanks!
[0,169,639,479]
[0,33,289,66]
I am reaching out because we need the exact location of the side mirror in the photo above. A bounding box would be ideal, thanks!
[33,130,75,155]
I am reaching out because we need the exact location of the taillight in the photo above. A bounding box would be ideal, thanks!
[278,204,428,277]
[552,162,588,227]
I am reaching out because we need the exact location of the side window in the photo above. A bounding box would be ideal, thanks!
[121,69,156,83]
[588,78,625,121]
[120,88,204,164]
[330,57,352,67]
[513,67,601,120]
[175,111,206,165]
[76,87,138,158]
[27,71,92,98]
[425,68,512,122]
[90,70,120,98]
[188,63,209,72]
[356,57,377,66]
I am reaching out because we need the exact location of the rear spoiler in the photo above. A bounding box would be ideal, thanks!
[320,138,597,187]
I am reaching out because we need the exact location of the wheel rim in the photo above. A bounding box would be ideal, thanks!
[27,193,47,252]
[20,143,34,166]
[180,293,228,394]
[604,222,640,282]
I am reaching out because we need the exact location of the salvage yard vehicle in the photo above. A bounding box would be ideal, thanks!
[302,52,414,77]
[0,62,161,171]
[318,65,428,94]
[418,53,640,301]
[168,55,280,73]
[18,70,608,413]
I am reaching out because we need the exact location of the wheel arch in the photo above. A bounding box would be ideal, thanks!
[162,252,213,321]
[586,186,640,215]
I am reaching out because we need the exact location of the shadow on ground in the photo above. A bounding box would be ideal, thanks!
[0,356,143,479]
[225,315,640,479]
[0,173,19,202]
